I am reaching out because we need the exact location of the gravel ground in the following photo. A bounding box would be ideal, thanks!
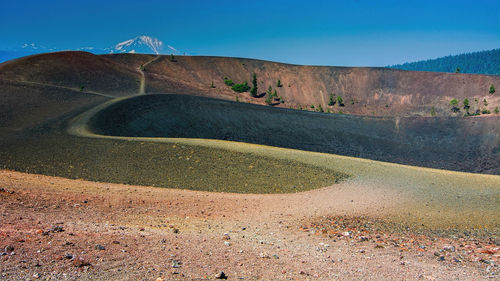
[0,170,498,280]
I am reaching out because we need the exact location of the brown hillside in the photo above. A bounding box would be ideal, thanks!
[2,51,499,117]
[143,55,500,116]
[101,53,157,70]
[0,51,141,96]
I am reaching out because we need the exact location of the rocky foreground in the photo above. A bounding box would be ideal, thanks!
[0,170,498,280]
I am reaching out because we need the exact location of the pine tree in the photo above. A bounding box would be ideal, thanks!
[328,94,335,106]
[490,84,496,94]
[250,73,258,97]
[265,93,273,105]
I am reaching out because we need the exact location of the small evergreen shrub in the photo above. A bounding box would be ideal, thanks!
[231,82,250,93]
[463,98,470,111]
[431,107,436,116]
[336,96,344,106]
[449,98,460,112]
[224,77,234,86]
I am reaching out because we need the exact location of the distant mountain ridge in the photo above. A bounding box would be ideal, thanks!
[0,35,181,62]
[388,49,500,75]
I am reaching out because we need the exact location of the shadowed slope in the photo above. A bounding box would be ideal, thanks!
[89,94,500,174]
[0,79,109,134]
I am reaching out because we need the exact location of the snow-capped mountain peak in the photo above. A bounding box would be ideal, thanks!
[0,35,185,63]
[113,35,164,54]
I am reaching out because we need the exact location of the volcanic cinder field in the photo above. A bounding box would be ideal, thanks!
[0,51,499,280]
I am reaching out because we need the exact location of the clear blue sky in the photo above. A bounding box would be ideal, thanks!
[2,0,499,66]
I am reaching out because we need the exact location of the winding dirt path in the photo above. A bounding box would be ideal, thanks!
[138,55,161,94]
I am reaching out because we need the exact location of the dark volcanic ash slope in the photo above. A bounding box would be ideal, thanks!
[89,94,500,174]
[0,79,108,133]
